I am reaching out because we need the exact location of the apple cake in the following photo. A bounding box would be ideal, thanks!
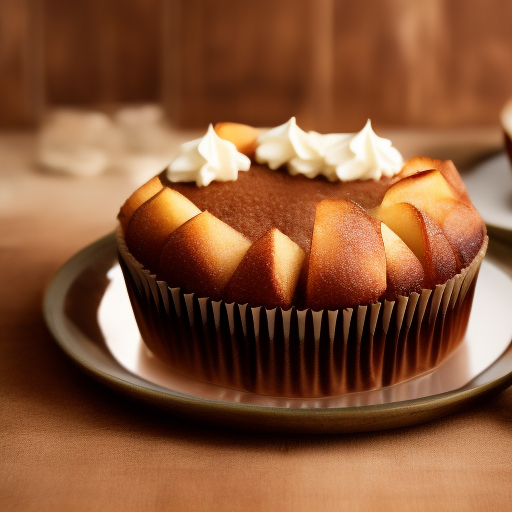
[117,119,487,397]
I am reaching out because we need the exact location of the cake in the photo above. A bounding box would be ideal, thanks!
[117,119,487,397]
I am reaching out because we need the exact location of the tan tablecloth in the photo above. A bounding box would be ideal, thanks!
[1,130,511,512]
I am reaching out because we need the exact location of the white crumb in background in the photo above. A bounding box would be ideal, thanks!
[37,105,178,183]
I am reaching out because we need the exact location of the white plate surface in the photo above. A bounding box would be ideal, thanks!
[463,153,512,232]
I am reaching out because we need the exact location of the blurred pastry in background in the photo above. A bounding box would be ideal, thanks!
[500,99,512,170]
[37,105,176,183]
[38,109,114,177]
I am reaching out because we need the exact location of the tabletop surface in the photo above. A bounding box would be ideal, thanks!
[1,128,511,512]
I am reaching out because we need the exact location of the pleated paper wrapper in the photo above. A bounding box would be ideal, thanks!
[117,230,487,398]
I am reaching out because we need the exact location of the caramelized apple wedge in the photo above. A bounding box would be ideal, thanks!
[214,122,263,158]
[125,188,201,269]
[378,170,486,269]
[426,199,486,269]
[223,228,305,309]
[118,175,163,232]
[377,203,457,288]
[159,212,252,299]
[380,170,457,210]
[380,223,424,300]
[400,157,470,203]
[305,200,387,310]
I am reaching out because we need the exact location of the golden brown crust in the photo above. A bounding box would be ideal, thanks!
[158,212,252,300]
[305,200,387,310]
[222,228,305,309]
[125,188,200,269]
[118,175,163,232]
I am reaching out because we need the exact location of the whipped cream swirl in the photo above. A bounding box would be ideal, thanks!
[256,118,402,181]
[323,120,403,181]
[167,118,403,185]
[255,117,325,178]
[167,124,251,186]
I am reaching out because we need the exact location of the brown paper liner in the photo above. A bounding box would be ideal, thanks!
[117,229,488,398]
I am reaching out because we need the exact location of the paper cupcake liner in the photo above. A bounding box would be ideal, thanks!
[117,229,487,398]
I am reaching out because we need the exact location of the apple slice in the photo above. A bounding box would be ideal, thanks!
[214,122,263,158]
[305,200,387,310]
[118,175,163,232]
[380,170,457,211]
[380,223,424,300]
[159,212,252,299]
[378,170,485,269]
[377,203,457,288]
[427,199,486,269]
[222,228,306,309]
[125,188,201,269]
[400,157,470,203]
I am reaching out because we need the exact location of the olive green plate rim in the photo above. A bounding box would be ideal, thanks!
[43,232,512,434]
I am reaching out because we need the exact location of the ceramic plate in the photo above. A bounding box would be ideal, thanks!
[463,153,512,240]
[43,233,512,433]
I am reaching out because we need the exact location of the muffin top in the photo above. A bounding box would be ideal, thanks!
[163,163,400,252]
[119,119,486,311]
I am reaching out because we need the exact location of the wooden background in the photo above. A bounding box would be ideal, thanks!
[2,0,512,131]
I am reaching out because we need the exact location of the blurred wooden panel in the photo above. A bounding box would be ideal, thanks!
[162,0,512,131]
[3,0,512,130]
[43,0,161,105]
[330,0,512,131]
[162,0,312,128]
[0,0,43,128]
